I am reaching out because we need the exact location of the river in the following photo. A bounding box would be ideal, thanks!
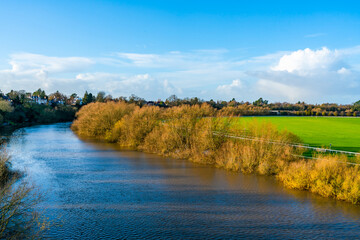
[7,123,360,239]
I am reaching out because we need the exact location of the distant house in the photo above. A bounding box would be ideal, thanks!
[71,97,82,105]
[49,98,65,105]
[31,96,48,104]
[1,96,11,102]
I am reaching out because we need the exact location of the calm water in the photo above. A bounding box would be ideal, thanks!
[7,123,360,239]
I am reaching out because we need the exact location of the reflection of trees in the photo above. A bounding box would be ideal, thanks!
[282,183,360,222]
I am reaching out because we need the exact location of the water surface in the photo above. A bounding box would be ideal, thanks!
[8,123,360,239]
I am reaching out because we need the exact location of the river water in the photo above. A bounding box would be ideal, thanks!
[7,123,360,239]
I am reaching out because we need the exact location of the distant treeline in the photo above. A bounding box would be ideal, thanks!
[1,88,360,120]
[0,89,77,129]
[77,92,360,117]
[72,101,360,205]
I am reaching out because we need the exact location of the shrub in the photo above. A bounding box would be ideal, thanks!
[279,155,360,204]
[71,102,136,138]
[116,106,163,147]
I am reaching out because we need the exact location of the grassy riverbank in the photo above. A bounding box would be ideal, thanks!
[72,102,360,204]
[236,117,360,152]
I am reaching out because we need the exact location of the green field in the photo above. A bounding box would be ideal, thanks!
[236,117,360,153]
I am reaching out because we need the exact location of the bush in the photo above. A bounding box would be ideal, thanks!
[0,101,13,114]
[71,102,136,138]
[115,106,163,146]
[278,155,360,204]
[214,121,300,175]
[142,104,218,161]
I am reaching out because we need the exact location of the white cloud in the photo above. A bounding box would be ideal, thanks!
[0,53,94,93]
[115,53,161,67]
[337,67,351,74]
[251,46,360,102]
[216,79,243,95]
[6,53,94,74]
[271,47,341,73]
[75,72,121,82]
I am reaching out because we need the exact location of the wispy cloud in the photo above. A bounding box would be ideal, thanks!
[5,53,94,74]
[75,73,182,99]
[304,33,326,38]
[0,53,94,92]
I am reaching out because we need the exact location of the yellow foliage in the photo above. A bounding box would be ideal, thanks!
[279,155,360,204]
[71,102,137,139]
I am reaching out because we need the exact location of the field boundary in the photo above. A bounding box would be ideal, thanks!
[213,132,360,156]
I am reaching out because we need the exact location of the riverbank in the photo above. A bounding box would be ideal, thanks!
[71,102,360,204]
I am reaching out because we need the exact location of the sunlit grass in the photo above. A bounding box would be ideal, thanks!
[235,116,360,152]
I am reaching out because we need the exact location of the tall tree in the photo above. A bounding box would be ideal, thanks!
[354,100,360,111]
[96,91,105,102]
[253,97,268,106]
[33,88,47,99]
[83,91,89,105]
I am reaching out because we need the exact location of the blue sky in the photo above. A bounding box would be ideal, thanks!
[0,0,360,103]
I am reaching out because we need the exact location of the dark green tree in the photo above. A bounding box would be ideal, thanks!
[253,97,268,106]
[353,100,360,111]
[83,91,94,105]
[96,91,105,102]
[33,88,47,99]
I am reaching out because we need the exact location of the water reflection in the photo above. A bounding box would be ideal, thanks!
[6,123,360,239]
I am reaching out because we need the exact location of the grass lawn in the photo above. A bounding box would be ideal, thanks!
[236,117,360,153]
